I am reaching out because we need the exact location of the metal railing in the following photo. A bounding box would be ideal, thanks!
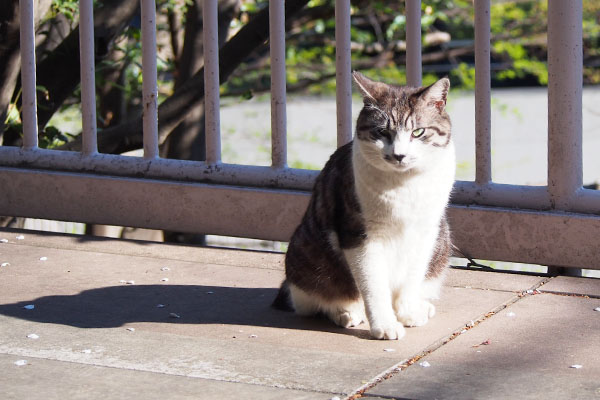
[0,0,599,272]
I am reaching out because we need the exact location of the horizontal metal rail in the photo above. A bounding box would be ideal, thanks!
[0,147,317,190]
[1,166,599,270]
[1,145,598,214]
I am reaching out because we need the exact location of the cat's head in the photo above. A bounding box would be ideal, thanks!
[353,72,452,173]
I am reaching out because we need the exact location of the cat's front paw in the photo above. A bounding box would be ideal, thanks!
[396,300,435,327]
[370,320,406,340]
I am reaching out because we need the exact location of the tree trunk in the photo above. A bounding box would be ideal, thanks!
[0,0,53,142]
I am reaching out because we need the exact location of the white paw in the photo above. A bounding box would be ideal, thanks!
[370,320,406,340]
[396,300,435,327]
[336,310,364,328]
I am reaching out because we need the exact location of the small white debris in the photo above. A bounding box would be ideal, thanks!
[160,267,170,271]
[1,262,9,267]
[331,397,341,400]
[161,278,169,282]
[169,313,181,319]
[468,320,475,327]
[14,360,27,366]
[507,312,516,317]
[81,349,92,354]
[206,291,214,295]
[26,333,39,339]
[126,327,135,332]
[249,334,258,338]
[0,238,9,243]
[156,304,165,308]
[460,329,467,334]
[594,307,600,312]
[383,348,396,352]
[16,235,25,240]
[570,364,583,369]
[39,257,48,261]
[419,361,431,368]
[464,286,472,289]
[126,280,135,285]
[119,280,126,283]
[23,304,35,310]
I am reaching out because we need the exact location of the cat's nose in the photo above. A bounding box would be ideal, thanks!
[392,154,405,163]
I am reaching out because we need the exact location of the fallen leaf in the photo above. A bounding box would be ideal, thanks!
[472,339,491,348]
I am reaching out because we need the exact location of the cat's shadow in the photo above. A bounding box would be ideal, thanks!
[0,284,371,339]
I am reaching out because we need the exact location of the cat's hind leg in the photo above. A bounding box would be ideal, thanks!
[321,299,366,328]
[288,283,320,317]
[289,284,365,328]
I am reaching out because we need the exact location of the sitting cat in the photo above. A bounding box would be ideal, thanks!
[273,72,455,340]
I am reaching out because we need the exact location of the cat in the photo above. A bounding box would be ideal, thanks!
[273,72,455,340]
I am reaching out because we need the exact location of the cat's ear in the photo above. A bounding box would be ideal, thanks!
[352,71,379,103]
[418,77,450,112]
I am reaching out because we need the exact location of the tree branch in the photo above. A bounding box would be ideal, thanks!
[34,0,139,129]
[60,0,311,155]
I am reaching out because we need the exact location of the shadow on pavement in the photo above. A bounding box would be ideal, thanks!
[0,284,371,339]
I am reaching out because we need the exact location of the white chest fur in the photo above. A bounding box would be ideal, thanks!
[349,139,455,285]
[352,140,455,233]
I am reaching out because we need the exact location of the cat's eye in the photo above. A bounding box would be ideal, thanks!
[412,128,425,138]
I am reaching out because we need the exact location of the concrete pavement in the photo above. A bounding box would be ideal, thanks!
[0,228,598,399]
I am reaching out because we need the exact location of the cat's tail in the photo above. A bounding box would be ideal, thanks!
[271,280,294,311]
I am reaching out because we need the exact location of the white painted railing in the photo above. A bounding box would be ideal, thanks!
[1,0,599,271]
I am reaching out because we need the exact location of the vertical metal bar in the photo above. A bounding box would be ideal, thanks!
[141,0,159,159]
[203,0,222,164]
[474,0,491,184]
[405,0,422,87]
[335,0,352,147]
[79,0,98,155]
[270,0,287,168]
[19,0,38,149]
[547,0,583,209]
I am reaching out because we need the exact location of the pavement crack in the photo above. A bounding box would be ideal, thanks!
[345,277,553,400]
[537,290,600,299]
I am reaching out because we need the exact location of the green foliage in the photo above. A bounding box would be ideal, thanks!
[451,63,476,90]
[157,0,193,13]
[225,0,599,97]
[289,159,321,170]
[39,126,76,149]
[50,0,79,21]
